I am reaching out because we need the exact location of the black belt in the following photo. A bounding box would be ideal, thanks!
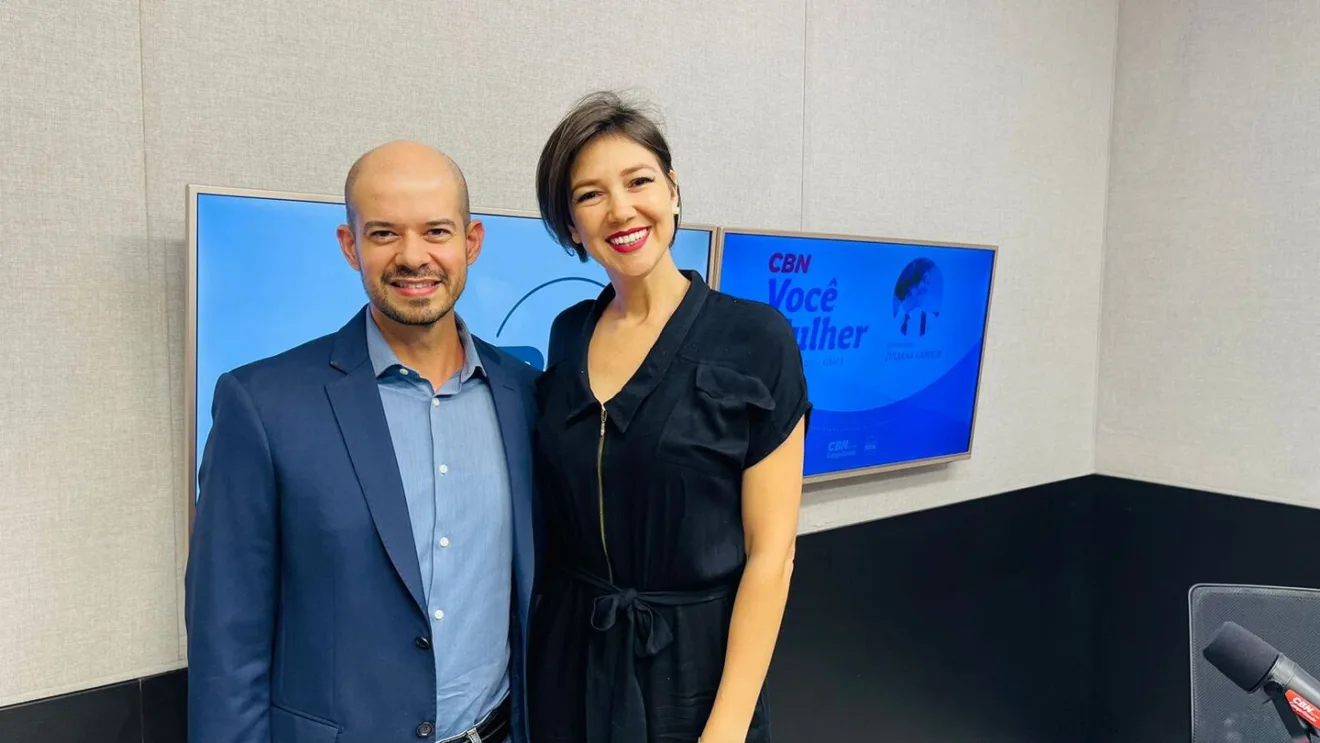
[438,695,511,743]
[564,566,736,743]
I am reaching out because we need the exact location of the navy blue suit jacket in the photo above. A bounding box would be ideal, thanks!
[185,307,539,743]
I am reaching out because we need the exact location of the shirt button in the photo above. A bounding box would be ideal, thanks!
[431,398,439,407]
[416,721,434,737]
[434,609,444,620]
[438,464,449,475]
[439,537,450,548]
[400,368,410,376]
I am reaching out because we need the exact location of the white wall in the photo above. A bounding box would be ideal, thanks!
[0,0,1118,706]
[798,0,1117,531]
[0,0,181,708]
[1096,0,1320,506]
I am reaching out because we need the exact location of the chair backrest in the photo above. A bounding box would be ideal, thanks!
[1190,583,1320,742]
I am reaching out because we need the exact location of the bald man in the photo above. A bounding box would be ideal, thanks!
[186,141,538,743]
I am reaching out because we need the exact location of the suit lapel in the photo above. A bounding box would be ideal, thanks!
[478,343,536,622]
[325,310,427,614]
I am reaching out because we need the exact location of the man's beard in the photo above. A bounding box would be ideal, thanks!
[365,269,460,326]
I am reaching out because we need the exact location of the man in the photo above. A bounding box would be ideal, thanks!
[185,141,538,743]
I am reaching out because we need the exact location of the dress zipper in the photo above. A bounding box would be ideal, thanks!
[597,405,613,584]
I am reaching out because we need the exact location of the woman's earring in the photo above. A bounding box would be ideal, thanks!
[672,205,681,215]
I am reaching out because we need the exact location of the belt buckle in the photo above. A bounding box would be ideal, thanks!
[464,730,483,743]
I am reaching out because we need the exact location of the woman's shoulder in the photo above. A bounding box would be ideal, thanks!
[544,299,595,371]
[551,298,595,334]
[692,290,800,365]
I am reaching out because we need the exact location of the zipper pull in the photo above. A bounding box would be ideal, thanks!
[600,406,607,435]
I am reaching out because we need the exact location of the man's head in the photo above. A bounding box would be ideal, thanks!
[337,140,482,329]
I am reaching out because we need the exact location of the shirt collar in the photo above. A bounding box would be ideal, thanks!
[364,308,485,384]
[562,269,709,432]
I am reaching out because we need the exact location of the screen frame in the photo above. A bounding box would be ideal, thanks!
[184,183,717,537]
[712,225,998,485]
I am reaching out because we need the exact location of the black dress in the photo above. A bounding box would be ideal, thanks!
[528,270,811,743]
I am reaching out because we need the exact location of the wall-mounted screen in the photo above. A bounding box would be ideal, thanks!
[714,228,996,483]
[186,185,714,498]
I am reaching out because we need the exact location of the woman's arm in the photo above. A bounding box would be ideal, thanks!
[700,416,807,742]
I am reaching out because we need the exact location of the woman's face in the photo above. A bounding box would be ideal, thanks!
[567,133,678,281]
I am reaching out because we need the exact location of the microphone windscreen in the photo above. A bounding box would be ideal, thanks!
[1203,621,1280,692]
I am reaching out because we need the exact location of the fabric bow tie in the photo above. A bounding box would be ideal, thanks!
[589,587,676,657]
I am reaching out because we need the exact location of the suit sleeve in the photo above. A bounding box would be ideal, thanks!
[185,371,278,743]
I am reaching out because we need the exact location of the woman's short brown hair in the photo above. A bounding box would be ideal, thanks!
[535,91,680,262]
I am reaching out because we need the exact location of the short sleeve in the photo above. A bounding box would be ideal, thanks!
[744,311,811,468]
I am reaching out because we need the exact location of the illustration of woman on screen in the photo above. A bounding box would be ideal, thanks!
[527,90,811,743]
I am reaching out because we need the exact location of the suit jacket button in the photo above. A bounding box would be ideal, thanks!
[416,721,434,737]
[415,636,431,650]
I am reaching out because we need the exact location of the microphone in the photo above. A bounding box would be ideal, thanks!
[1203,621,1320,739]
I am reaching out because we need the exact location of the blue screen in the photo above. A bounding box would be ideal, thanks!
[716,231,995,478]
[193,191,712,489]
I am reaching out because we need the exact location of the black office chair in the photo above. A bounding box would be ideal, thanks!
[1190,583,1320,742]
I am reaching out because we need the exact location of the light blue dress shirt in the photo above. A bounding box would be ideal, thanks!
[365,311,513,739]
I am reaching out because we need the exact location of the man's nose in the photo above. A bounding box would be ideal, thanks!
[397,233,431,268]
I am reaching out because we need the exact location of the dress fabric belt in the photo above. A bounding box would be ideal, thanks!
[564,565,736,743]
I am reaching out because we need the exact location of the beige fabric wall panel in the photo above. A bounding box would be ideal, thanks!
[796,0,1120,530]
[0,0,181,707]
[1097,0,1320,505]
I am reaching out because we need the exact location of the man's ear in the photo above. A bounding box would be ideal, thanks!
[465,219,485,265]
[337,224,361,271]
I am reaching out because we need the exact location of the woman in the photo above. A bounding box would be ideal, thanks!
[527,90,811,743]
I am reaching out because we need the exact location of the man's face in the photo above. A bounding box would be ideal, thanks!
[337,170,482,328]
